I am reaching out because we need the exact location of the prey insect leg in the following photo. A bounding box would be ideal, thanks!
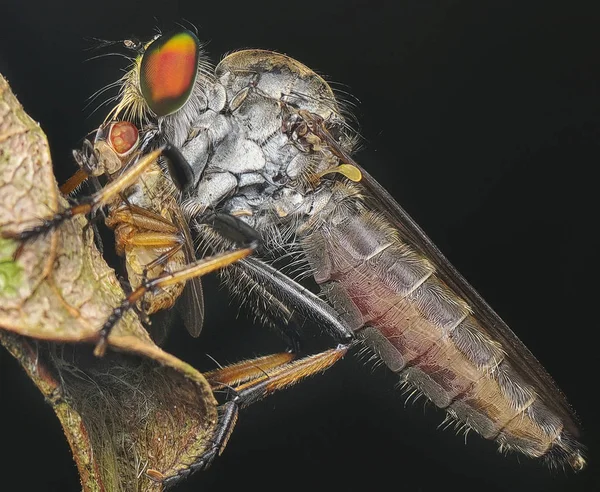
[108,203,186,262]
[157,345,349,487]
[59,167,91,195]
[109,203,182,234]
[94,243,257,357]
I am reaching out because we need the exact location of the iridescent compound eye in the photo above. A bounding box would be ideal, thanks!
[139,30,200,117]
[108,121,139,157]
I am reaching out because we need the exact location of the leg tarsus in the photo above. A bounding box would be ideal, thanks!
[161,401,239,488]
[93,246,255,357]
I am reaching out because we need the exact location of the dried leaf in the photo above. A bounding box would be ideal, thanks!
[0,73,217,490]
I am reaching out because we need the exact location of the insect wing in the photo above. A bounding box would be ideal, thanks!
[304,112,580,437]
[308,116,580,436]
[354,160,580,436]
[173,204,205,337]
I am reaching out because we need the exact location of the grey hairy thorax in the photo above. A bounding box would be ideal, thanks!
[158,50,355,233]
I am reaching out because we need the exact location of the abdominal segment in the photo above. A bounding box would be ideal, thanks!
[300,189,583,468]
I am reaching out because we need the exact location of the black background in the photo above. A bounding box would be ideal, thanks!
[1,1,599,491]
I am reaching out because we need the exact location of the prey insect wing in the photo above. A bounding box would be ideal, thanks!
[172,203,205,337]
[92,121,206,339]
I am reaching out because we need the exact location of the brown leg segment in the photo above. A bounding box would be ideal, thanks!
[108,204,180,233]
[109,204,189,284]
[157,345,349,487]
[113,230,184,271]
[59,168,90,195]
[204,352,296,389]
[94,244,257,356]
[119,232,183,249]
[232,345,348,405]
[141,241,184,272]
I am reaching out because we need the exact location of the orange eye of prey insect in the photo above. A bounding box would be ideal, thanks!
[139,30,200,117]
[108,121,139,156]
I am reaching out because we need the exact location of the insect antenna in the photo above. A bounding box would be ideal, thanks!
[82,37,124,51]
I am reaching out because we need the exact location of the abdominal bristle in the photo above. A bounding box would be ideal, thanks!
[542,431,587,472]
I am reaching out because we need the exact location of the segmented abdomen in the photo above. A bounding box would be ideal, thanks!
[300,190,583,467]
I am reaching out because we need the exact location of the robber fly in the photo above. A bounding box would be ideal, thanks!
[101,29,585,472]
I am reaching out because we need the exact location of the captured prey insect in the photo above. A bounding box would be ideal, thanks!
[3,117,256,357]
[102,29,586,473]
[65,119,206,350]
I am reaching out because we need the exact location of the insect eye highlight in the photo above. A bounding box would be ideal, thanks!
[108,121,139,156]
[139,30,200,117]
